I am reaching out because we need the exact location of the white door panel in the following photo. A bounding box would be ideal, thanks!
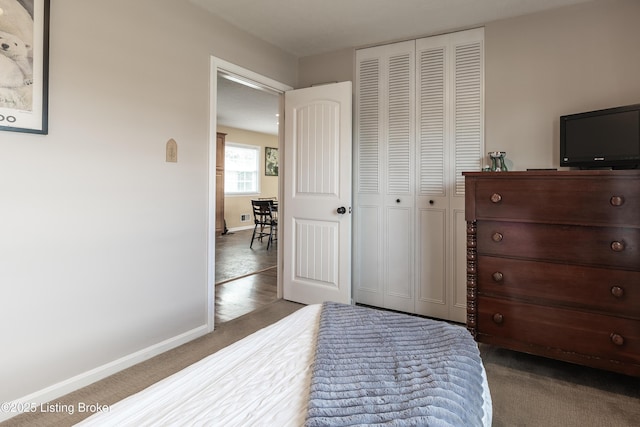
[416,207,447,316]
[283,82,352,305]
[353,204,383,306]
[384,205,414,313]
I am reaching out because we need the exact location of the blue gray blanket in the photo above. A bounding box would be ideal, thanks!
[305,302,486,427]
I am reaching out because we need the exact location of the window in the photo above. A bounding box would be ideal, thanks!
[225,143,260,194]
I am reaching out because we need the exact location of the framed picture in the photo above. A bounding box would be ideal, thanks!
[265,147,278,176]
[0,0,50,134]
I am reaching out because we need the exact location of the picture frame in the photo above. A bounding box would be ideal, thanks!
[265,147,278,176]
[0,0,50,134]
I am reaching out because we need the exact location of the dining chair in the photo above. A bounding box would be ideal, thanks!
[250,199,277,250]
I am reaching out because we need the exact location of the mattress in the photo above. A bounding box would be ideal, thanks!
[77,304,492,426]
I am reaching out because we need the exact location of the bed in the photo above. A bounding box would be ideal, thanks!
[77,303,492,426]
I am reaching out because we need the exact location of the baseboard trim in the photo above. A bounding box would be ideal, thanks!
[0,324,209,422]
[226,225,254,233]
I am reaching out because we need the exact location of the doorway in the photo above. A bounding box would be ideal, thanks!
[214,230,278,323]
[208,57,292,330]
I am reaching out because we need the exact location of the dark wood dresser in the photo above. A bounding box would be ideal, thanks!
[464,170,640,376]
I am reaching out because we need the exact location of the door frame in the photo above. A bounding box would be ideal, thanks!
[208,56,293,331]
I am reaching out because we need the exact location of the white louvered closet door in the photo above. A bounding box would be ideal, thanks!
[354,29,483,321]
[415,28,484,322]
[354,41,415,312]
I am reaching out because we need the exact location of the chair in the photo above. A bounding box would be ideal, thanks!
[258,197,278,220]
[250,199,277,250]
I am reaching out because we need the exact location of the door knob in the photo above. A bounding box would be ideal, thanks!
[337,206,347,214]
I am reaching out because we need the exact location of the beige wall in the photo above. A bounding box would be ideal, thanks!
[298,47,354,88]
[218,126,279,230]
[485,0,640,170]
[0,0,296,418]
[298,0,640,170]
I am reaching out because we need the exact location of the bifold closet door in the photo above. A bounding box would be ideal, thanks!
[354,28,483,322]
[354,40,416,312]
[415,29,484,322]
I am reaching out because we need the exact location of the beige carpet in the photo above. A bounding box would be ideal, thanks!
[3,300,639,426]
[480,343,639,426]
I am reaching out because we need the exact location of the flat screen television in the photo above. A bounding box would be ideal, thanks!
[560,103,640,169]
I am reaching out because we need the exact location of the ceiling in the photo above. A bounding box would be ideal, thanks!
[193,0,592,57]
[216,74,280,136]
[202,0,594,135]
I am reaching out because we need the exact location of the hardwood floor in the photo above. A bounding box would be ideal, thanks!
[215,228,277,283]
[215,267,278,324]
[215,229,278,324]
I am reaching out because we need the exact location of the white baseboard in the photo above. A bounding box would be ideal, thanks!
[0,324,209,422]
[226,225,253,232]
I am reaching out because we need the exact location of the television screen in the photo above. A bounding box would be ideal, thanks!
[560,104,640,169]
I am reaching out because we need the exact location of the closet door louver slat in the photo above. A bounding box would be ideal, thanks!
[387,53,413,195]
[454,41,483,196]
[418,47,446,196]
[357,58,381,194]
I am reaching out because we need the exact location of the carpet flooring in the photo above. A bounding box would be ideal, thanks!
[480,343,639,426]
[4,300,639,426]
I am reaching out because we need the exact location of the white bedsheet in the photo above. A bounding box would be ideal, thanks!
[77,304,492,426]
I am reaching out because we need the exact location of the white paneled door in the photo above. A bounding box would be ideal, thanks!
[283,82,352,305]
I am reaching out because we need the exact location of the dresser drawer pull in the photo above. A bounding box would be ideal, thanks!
[492,313,504,324]
[610,333,625,346]
[610,241,625,252]
[492,232,503,242]
[492,271,504,282]
[610,286,625,298]
[610,196,625,206]
[490,193,502,203]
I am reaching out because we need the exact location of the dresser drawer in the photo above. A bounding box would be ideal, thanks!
[473,177,640,226]
[477,296,640,365]
[477,221,640,270]
[477,256,640,318]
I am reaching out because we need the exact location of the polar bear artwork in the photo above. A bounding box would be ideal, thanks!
[0,0,34,111]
